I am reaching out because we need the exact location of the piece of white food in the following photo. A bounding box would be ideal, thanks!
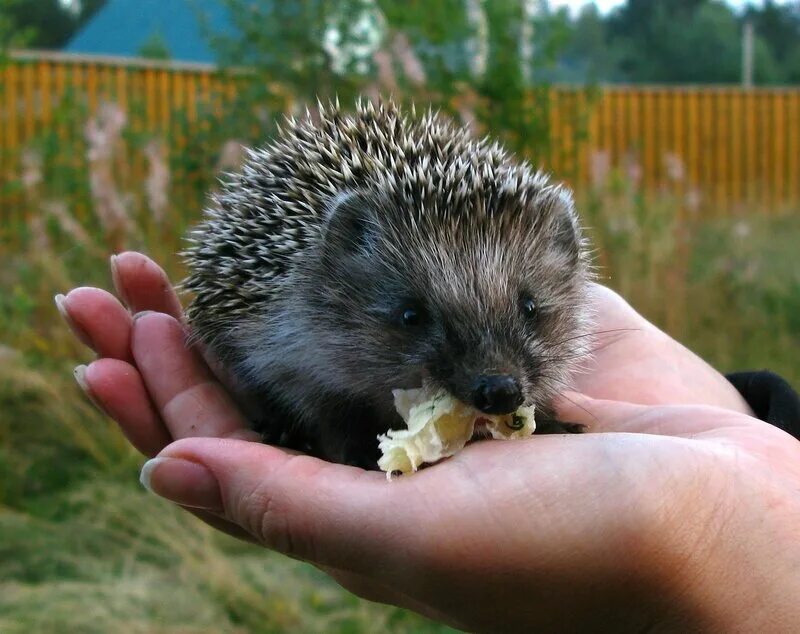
[377,384,536,478]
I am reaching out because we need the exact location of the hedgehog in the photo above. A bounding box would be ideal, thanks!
[182,99,593,469]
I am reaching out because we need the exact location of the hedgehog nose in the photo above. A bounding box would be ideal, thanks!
[471,375,524,415]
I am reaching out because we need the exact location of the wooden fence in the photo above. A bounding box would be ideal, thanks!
[552,85,800,215]
[1,50,799,225]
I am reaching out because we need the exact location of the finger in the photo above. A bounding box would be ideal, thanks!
[110,252,240,391]
[320,565,448,623]
[553,392,646,433]
[186,508,258,545]
[110,252,241,398]
[56,288,133,360]
[320,566,405,605]
[131,312,253,440]
[77,359,172,456]
[142,438,415,575]
[111,251,183,319]
[554,392,754,437]
[140,460,261,542]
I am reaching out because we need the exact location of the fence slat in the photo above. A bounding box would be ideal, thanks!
[775,92,786,211]
[789,93,799,208]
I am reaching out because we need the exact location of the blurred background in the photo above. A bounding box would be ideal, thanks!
[0,1,798,632]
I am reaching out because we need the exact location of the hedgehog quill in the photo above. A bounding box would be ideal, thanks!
[182,100,593,472]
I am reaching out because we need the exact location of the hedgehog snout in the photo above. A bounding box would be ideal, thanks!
[470,375,524,415]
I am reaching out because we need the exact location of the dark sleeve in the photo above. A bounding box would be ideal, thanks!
[726,371,800,440]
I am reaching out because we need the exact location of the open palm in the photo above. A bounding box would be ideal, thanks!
[58,252,800,632]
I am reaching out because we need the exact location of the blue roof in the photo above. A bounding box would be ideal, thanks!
[66,0,232,63]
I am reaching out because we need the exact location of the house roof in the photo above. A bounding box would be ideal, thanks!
[65,0,231,63]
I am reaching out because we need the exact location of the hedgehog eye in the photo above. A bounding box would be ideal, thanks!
[521,297,537,319]
[402,307,421,326]
[397,301,426,327]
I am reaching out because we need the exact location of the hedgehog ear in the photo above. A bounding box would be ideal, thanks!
[322,190,380,259]
[543,187,582,265]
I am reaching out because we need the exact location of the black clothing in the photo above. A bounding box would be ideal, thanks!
[727,371,800,440]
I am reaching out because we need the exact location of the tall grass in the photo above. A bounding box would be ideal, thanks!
[581,173,799,384]
[0,99,797,632]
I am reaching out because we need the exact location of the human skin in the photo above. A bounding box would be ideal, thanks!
[57,252,800,633]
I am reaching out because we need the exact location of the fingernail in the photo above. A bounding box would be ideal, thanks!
[73,364,108,415]
[139,458,161,492]
[132,310,156,323]
[109,254,131,307]
[55,294,94,349]
[139,457,223,512]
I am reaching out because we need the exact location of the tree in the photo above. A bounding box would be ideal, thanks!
[745,0,800,83]
[201,0,380,103]
[606,0,780,84]
[0,0,34,51]
[560,3,622,82]
[138,31,171,61]
[198,0,574,163]
[785,45,800,83]
[746,0,799,63]
[0,0,106,49]
[376,0,474,93]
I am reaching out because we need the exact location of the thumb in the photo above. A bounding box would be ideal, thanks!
[553,392,652,433]
[140,437,411,573]
[553,391,751,437]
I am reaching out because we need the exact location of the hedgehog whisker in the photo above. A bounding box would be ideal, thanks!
[541,383,600,427]
[548,327,641,348]
[581,332,637,356]
[538,338,624,363]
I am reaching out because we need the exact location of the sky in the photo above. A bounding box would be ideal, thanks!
[549,0,792,13]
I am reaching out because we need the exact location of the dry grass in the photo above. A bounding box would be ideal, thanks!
[0,341,451,633]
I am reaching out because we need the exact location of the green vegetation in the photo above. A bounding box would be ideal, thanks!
[555,0,800,84]
[1,142,797,630]
[137,31,172,61]
[0,0,104,49]
[4,1,800,85]
[582,186,800,384]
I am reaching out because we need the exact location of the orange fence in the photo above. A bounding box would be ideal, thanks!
[553,86,800,215]
[1,50,799,222]
[1,51,229,145]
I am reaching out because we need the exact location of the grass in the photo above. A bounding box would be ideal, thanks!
[581,184,800,386]
[0,349,453,633]
[0,128,798,632]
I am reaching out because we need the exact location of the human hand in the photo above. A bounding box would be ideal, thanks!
[138,394,800,632]
[572,284,754,415]
[57,252,799,632]
[56,252,261,540]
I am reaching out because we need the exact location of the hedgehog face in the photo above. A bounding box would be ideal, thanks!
[303,186,590,417]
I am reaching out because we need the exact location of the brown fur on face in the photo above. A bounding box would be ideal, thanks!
[182,100,593,467]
